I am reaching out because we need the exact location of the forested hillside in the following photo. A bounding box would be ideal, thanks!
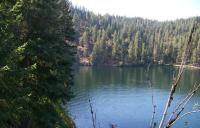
[72,7,200,66]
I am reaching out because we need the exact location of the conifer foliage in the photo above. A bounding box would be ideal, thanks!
[72,7,200,66]
[0,0,75,127]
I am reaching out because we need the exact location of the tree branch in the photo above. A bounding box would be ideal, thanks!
[166,84,200,128]
[169,110,200,127]
[89,99,96,128]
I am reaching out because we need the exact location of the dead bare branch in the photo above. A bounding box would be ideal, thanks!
[89,99,96,128]
[146,63,157,128]
[167,83,197,123]
[166,84,200,128]
[169,110,200,127]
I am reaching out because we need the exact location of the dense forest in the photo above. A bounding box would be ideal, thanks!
[72,7,200,66]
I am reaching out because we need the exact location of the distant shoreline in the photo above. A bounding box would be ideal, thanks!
[77,63,200,70]
[173,64,200,69]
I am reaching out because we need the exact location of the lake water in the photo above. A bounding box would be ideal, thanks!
[67,66,200,128]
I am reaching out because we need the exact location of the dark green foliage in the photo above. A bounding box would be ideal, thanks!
[0,0,75,127]
[72,7,200,66]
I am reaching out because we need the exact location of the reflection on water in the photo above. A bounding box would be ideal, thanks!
[66,66,200,128]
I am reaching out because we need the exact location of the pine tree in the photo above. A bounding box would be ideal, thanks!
[128,40,135,61]
[112,31,120,60]
[0,0,75,127]
[134,32,141,61]
[141,42,146,63]
[91,33,103,65]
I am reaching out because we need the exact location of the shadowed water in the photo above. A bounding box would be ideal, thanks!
[66,66,200,128]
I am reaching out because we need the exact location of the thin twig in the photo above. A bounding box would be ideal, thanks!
[166,84,200,128]
[146,63,157,128]
[169,110,200,127]
[89,99,96,128]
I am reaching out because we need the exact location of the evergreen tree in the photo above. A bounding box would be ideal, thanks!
[0,0,75,127]
[112,31,120,60]
[134,32,140,61]
[128,40,135,61]
[141,42,146,63]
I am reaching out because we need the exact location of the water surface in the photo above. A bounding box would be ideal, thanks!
[67,66,200,128]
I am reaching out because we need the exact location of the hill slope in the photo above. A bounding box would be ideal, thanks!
[72,7,200,66]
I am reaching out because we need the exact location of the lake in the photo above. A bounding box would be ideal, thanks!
[66,66,200,128]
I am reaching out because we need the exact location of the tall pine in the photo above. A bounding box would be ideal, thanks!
[0,0,75,127]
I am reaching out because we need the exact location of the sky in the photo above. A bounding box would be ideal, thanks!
[70,0,200,21]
